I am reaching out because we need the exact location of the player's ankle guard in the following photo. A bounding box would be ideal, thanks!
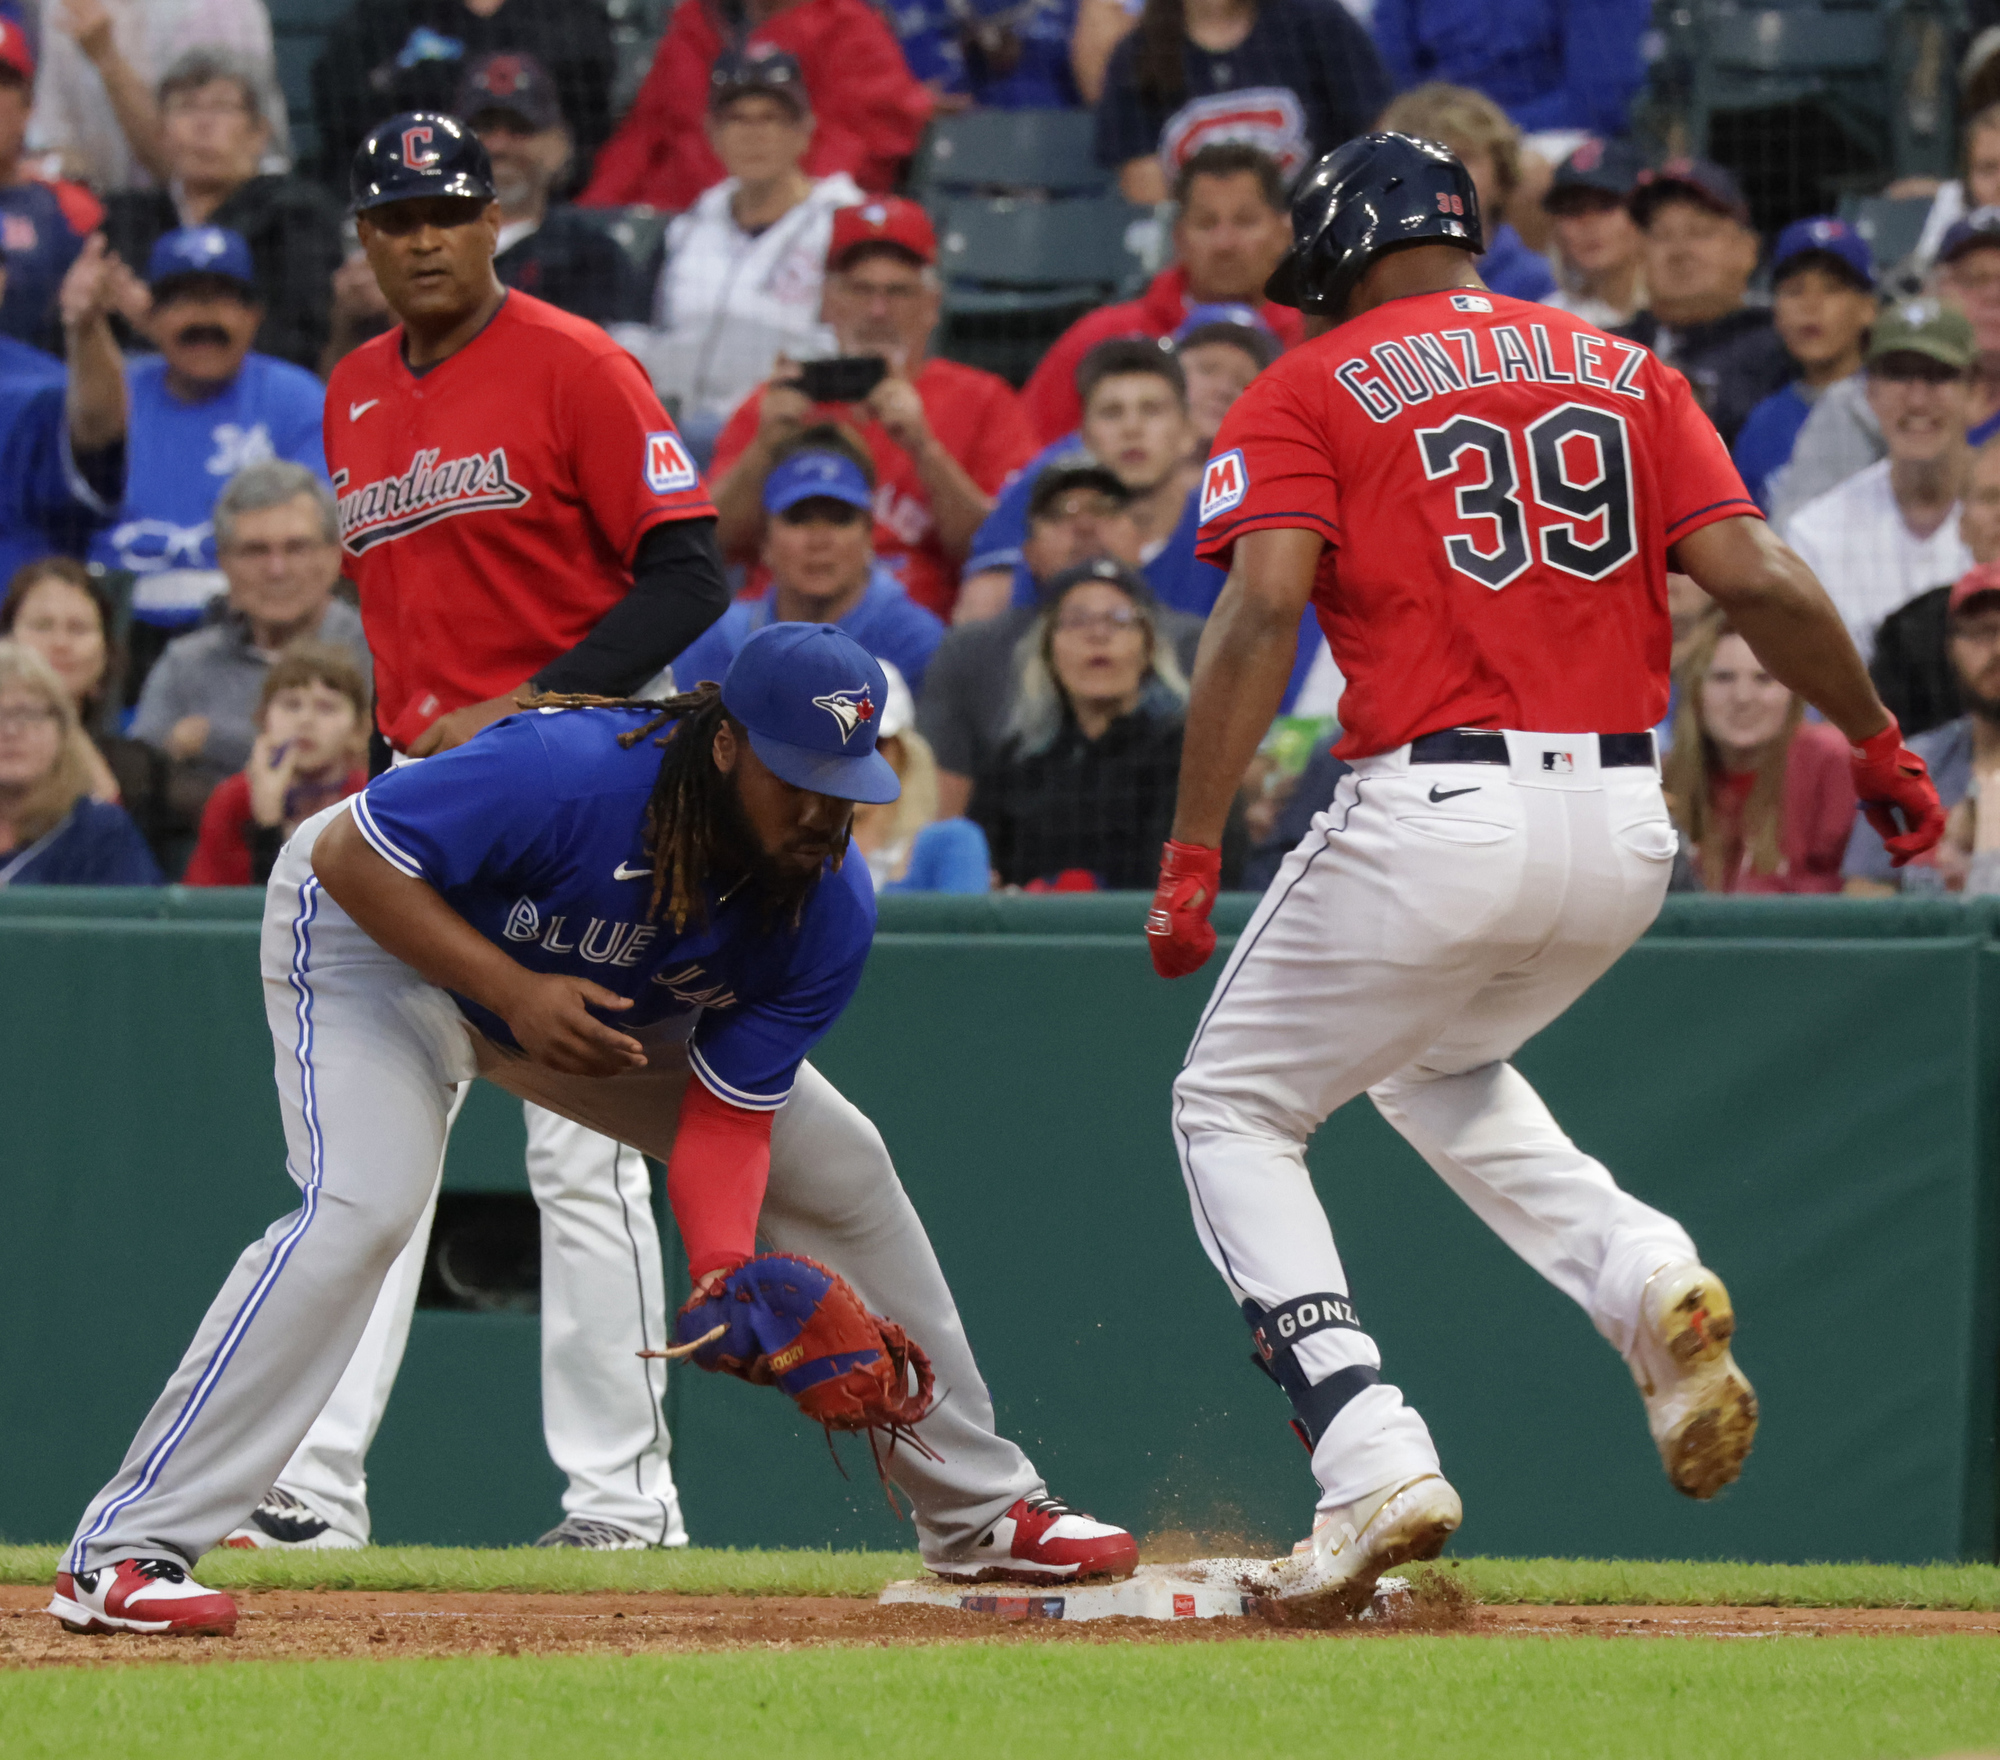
[1242,1293,1380,1451]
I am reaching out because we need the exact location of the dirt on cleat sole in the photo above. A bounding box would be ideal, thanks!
[1667,1372,1759,1500]
[1257,1493,1460,1628]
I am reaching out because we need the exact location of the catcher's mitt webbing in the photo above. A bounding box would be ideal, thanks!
[667,1255,938,1475]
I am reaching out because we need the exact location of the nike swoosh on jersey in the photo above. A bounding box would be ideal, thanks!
[613,861,650,881]
[1426,785,1481,803]
[348,399,380,421]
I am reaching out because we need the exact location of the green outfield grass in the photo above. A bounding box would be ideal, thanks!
[7,1638,2000,1760]
[7,1544,2000,1608]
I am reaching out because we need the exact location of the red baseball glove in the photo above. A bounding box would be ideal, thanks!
[1850,718,1945,867]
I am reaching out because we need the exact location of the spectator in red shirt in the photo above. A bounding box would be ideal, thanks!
[709,197,1038,619]
[579,0,931,214]
[1663,606,1858,894]
[1020,142,1299,445]
[182,640,368,887]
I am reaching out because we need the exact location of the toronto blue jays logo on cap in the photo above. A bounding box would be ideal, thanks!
[720,624,900,804]
[812,687,875,742]
[146,224,256,291]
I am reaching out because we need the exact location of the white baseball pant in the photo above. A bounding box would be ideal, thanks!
[66,804,1041,1572]
[1172,731,1701,1513]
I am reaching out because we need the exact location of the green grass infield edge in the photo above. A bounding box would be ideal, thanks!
[5,1546,2000,1608]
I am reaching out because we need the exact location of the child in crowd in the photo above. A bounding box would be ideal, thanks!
[1732,219,1878,511]
[181,643,367,887]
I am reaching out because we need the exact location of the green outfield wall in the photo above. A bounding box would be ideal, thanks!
[2,888,1996,1564]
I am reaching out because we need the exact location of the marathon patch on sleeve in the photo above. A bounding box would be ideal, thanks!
[1249,1291,1360,1362]
[1199,448,1247,524]
[644,430,698,495]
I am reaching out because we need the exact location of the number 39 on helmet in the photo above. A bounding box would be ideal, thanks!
[1264,132,1486,318]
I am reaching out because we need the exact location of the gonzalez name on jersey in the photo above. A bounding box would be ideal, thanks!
[1195,290,1760,757]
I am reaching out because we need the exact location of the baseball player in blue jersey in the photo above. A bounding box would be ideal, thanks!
[51,624,1137,1637]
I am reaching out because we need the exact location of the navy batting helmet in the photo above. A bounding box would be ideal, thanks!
[350,111,496,213]
[1264,133,1483,317]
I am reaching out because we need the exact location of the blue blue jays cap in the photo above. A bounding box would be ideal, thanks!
[720,623,901,804]
[763,450,875,518]
[147,225,256,295]
[1171,302,1269,342]
[1772,216,1874,291]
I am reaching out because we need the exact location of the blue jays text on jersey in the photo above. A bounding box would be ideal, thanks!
[348,705,876,1110]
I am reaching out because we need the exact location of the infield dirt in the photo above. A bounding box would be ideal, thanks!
[8,1583,2000,1669]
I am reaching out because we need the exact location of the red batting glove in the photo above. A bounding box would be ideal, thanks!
[1850,717,1946,867]
[1147,839,1221,978]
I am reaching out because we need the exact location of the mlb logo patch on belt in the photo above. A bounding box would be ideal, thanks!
[1542,750,1576,774]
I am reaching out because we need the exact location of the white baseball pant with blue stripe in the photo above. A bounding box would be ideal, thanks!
[66,806,1041,1572]
[1172,733,1703,1515]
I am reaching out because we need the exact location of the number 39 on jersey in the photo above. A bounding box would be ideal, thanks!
[1417,405,1636,591]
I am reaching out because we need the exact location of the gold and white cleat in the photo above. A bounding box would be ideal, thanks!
[1629,1262,1758,1499]
[1269,1473,1462,1620]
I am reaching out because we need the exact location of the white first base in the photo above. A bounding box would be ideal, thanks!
[880,1562,1413,1624]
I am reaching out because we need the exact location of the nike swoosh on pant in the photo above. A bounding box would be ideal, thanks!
[1427,786,1480,803]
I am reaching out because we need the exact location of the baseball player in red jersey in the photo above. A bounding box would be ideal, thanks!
[1146,136,1946,1617]
[230,111,733,1554]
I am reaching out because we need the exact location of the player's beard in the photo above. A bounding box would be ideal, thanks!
[710,767,846,928]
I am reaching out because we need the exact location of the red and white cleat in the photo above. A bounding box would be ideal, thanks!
[48,1559,238,1636]
[926,1494,1140,1584]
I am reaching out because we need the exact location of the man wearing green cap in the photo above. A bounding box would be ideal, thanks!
[1784,298,1979,659]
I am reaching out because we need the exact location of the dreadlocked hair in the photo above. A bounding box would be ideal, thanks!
[521,683,739,933]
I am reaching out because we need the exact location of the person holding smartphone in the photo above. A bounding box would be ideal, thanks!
[707,197,1039,621]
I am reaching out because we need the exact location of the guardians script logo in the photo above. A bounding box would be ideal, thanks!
[333,447,532,553]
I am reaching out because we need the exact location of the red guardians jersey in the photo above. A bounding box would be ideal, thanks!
[326,292,716,750]
[1195,289,1759,759]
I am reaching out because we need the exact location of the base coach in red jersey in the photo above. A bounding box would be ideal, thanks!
[1145,134,1946,1619]
[228,111,738,1557]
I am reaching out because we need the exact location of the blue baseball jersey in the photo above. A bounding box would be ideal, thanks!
[671,566,946,695]
[91,352,328,628]
[348,706,877,1111]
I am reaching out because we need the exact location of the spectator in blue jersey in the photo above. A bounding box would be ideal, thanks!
[1371,0,1648,138]
[958,339,1209,622]
[1378,83,1555,302]
[1732,219,1878,513]
[90,226,325,668]
[0,641,159,886]
[0,18,103,357]
[0,232,128,587]
[1095,0,1391,204]
[891,0,1082,109]
[671,429,946,696]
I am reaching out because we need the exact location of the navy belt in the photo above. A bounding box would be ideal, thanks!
[1407,729,1655,768]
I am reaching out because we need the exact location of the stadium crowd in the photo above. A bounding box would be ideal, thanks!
[0,0,1996,898]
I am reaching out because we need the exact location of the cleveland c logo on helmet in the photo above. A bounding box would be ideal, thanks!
[813,688,875,741]
[400,126,438,169]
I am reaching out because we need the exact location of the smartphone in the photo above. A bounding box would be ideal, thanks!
[796,355,889,404]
